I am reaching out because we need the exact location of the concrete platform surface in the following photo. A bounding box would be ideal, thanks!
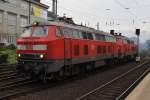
[126,73,150,100]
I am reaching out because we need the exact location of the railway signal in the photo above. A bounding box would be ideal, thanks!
[110,30,115,35]
[135,29,141,62]
[136,29,140,36]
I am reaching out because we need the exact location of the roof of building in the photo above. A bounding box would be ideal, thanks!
[24,0,49,9]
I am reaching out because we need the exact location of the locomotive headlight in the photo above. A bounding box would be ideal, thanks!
[18,54,21,57]
[33,22,39,26]
[40,54,44,59]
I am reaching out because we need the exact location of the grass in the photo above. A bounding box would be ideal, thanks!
[0,47,16,64]
[5,50,16,64]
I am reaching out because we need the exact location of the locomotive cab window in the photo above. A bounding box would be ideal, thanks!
[82,32,87,39]
[127,40,131,44]
[33,26,48,37]
[87,33,94,40]
[73,30,80,39]
[79,31,83,39]
[95,34,105,41]
[21,27,32,37]
[105,36,116,42]
[56,27,62,37]
[123,39,128,44]
[64,28,73,38]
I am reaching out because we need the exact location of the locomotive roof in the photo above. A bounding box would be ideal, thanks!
[49,21,114,36]
[27,21,114,37]
[115,35,134,43]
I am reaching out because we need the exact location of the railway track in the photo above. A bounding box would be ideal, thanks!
[0,65,29,88]
[0,60,149,100]
[4,61,145,100]
[0,64,18,81]
[0,79,37,100]
[0,64,36,99]
[76,60,150,100]
[0,64,16,69]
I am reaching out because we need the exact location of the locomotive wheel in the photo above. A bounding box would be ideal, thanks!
[73,66,80,75]
[79,64,86,74]
[86,64,92,72]
[85,63,94,72]
[39,70,47,83]
[16,64,25,74]
[30,71,37,79]
[54,68,65,80]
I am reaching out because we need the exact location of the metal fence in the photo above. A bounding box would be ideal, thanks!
[0,34,17,45]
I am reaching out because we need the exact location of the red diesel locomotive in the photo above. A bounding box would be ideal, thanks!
[16,20,137,80]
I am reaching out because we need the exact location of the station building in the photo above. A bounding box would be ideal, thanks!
[0,0,55,44]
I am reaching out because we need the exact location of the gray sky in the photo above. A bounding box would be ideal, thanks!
[41,0,150,43]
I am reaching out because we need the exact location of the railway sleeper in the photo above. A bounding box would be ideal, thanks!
[101,89,122,95]
[99,92,120,98]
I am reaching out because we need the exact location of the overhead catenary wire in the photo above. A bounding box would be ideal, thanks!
[113,0,138,19]
[42,0,150,32]
[43,0,136,22]
[112,0,150,24]
[43,0,150,22]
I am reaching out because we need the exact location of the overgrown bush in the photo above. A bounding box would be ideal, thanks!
[6,44,16,50]
[0,53,8,64]
[0,47,7,51]
[0,43,6,51]
[0,44,16,64]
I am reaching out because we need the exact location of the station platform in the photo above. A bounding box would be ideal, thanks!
[126,72,150,100]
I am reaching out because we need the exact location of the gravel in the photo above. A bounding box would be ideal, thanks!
[11,61,139,100]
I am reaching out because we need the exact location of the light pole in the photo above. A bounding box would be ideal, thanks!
[52,0,57,16]
[96,22,100,30]
[105,8,111,31]
[28,0,31,24]
[116,23,120,33]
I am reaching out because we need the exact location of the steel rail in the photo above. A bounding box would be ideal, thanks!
[116,68,150,100]
[76,60,150,100]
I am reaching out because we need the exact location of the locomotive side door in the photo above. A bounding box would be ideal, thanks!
[64,38,72,65]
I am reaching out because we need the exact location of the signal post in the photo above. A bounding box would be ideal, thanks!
[135,29,141,62]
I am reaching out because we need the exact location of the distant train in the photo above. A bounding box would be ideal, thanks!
[16,19,137,81]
